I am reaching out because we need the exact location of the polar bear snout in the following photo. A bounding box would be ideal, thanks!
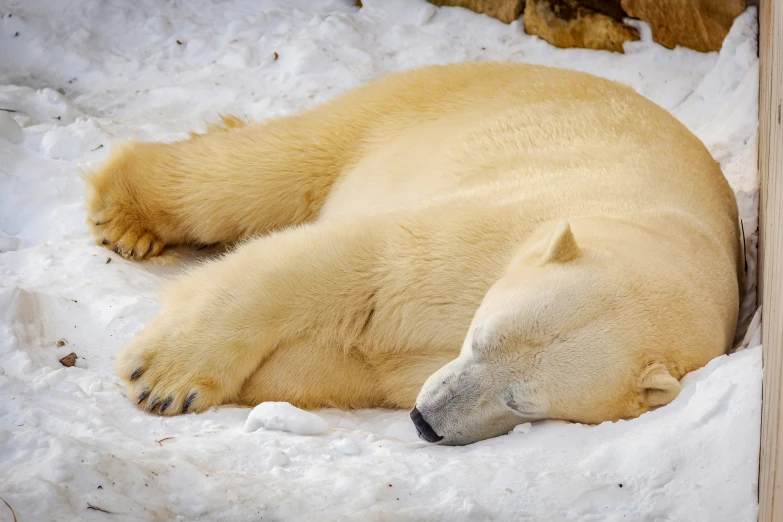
[410,407,443,443]
[412,356,531,445]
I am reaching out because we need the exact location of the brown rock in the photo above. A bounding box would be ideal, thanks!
[621,0,747,52]
[576,0,628,22]
[428,0,524,24]
[59,352,78,367]
[524,0,640,53]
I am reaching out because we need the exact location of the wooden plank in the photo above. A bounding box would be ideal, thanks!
[759,0,783,520]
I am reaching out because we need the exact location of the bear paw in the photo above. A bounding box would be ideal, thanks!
[116,314,241,415]
[90,219,165,260]
[84,141,170,261]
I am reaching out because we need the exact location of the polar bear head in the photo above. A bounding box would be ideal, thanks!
[411,220,705,445]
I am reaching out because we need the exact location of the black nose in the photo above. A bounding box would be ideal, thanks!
[410,407,443,443]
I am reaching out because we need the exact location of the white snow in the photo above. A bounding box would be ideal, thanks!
[244,401,329,436]
[0,112,22,144]
[331,437,362,456]
[0,1,761,520]
[511,422,532,435]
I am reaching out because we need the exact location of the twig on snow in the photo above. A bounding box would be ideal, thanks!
[0,496,17,522]
[156,437,174,446]
[87,503,114,514]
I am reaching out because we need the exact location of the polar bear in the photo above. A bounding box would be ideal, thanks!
[84,61,742,445]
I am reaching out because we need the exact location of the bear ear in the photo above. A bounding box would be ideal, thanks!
[638,362,681,407]
[541,221,581,264]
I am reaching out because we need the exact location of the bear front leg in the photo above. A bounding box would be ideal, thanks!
[114,249,275,414]
[84,140,173,260]
[85,114,359,260]
[115,220,383,414]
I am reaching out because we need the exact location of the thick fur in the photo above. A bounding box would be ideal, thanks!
[84,62,742,444]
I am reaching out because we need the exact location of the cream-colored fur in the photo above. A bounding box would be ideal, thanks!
[84,62,742,445]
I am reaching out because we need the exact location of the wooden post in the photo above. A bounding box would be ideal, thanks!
[759,0,783,520]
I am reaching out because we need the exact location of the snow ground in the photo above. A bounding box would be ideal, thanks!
[0,1,761,520]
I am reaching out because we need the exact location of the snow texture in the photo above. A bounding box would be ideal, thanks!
[0,1,761,521]
[244,402,329,436]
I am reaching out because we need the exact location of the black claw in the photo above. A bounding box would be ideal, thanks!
[160,397,173,413]
[129,249,136,258]
[182,393,196,413]
[137,390,150,404]
[102,239,110,245]
[113,246,122,254]
[148,399,162,412]
[130,368,143,381]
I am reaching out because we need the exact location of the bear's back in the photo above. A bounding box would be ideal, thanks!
[318,62,735,236]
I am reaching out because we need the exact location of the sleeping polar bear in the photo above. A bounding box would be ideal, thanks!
[84,61,743,445]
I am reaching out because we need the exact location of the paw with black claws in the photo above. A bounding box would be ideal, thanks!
[83,141,168,261]
[115,296,253,416]
[114,241,275,416]
[89,218,165,260]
